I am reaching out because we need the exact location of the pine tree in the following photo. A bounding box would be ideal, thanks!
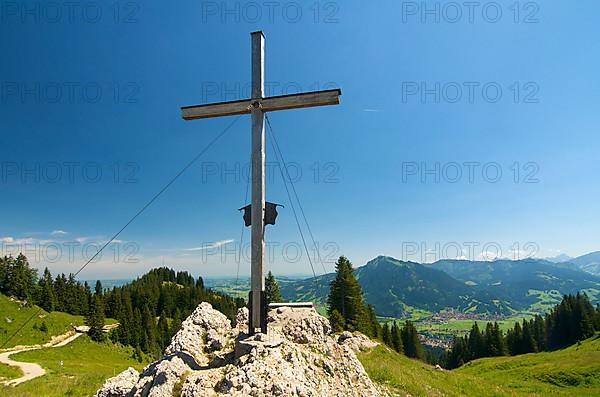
[265,271,283,304]
[133,308,143,348]
[329,309,345,333]
[157,311,170,350]
[38,268,56,312]
[381,323,392,347]
[532,315,546,351]
[327,256,376,336]
[0,257,8,292]
[507,321,523,355]
[401,321,424,360]
[365,305,381,338]
[142,304,158,356]
[95,280,103,297]
[86,295,105,342]
[84,281,93,312]
[446,335,467,369]
[39,321,48,333]
[493,322,508,356]
[467,322,485,360]
[521,319,538,353]
[171,308,183,338]
[119,296,135,346]
[391,321,403,353]
[5,254,37,302]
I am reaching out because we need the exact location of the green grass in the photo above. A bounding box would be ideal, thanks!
[457,334,600,396]
[358,345,515,396]
[0,335,150,396]
[0,362,23,381]
[0,294,85,349]
[359,335,600,397]
[527,289,563,312]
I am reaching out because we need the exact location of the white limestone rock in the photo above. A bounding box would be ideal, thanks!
[94,302,388,397]
[165,301,232,365]
[93,367,139,397]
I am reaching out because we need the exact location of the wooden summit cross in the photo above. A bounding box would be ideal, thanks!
[180,31,341,335]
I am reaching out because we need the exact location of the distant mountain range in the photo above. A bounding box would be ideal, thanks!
[568,251,600,276]
[280,252,600,318]
[543,253,573,263]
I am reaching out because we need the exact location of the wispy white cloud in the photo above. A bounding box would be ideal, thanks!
[184,239,234,252]
[51,230,68,236]
[0,236,57,246]
[362,108,380,112]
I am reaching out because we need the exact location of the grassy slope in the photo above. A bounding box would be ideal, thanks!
[457,334,600,396]
[358,345,515,396]
[0,294,85,348]
[0,335,149,397]
[0,363,23,381]
[359,335,600,397]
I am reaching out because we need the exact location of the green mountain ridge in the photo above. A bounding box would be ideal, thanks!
[430,258,600,310]
[567,251,600,276]
[280,255,600,317]
[280,256,512,317]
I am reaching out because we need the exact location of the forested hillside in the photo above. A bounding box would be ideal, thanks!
[0,255,244,358]
[445,293,600,368]
[103,267,245,358]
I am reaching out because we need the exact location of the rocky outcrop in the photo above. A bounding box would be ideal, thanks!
[164,302,233,367]
[94,367,139,397]
[94,303,387,397]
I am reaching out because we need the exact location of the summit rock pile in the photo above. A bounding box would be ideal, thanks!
[94,302,387,397]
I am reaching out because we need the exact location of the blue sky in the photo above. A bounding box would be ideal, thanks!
[1,0,599,279]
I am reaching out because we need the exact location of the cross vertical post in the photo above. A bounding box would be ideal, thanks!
[180,30,342,336]
[250,31,266,334]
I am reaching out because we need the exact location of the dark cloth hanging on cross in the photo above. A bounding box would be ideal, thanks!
[238,202,282,227]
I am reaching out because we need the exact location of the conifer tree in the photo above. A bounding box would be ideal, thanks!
[265,271,283,304]
[391,321,403,353]
[157,311,170,350]
[401,321,424,360]
[142,304,159,356]
[446,335,468,369]
[366,305,381,338]
[95,280,103,297]
[171,308,183,337]
[381,323,392,347]
[4,254,37,302]
[467,322,485,359]
[329,309,345,333]
[133,308,143,348]
[38,268,56,312]
[86,295,105,342]
[0,257,7,292]
[327,256,376,336]
[54,274,67,312]
[521,319,538,353]
[493,322,508,356]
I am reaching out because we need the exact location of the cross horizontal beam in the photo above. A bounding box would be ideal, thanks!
[181,88,341,120]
